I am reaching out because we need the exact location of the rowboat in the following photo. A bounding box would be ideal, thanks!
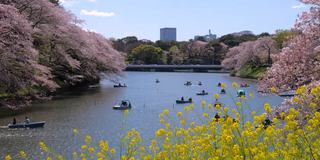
[114,84,127,88]
[237,90,246,97]
[7,121,45,129]
[197,92,208,96]
[278,91,296,97]
[240,83,250,88]
[113,100,132,110]
[184,81,192,86]
[176,99,193,104]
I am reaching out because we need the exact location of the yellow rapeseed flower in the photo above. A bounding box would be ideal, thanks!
[293,97,300,104]
[110,148,116,155]
[223,107,229,113]
[311,87,319,96]
[5,155,12,160]
[155,128,165,137]
[81,145,88,151]
[19,151,27,159]
[215,104,221,110]
[221,83,226,88]
[140,146,145,152]
[180,119,186,126]
[177,112,183,118]
[309,102,317,109]
[214,94,220,100]
[270,87,277,93]
[264,103,271,113]
[73,128,79,135]
[208,104,213,110]
[232,82,238,88]
[203,112,209,118]
[201,100,206,107]
[295,86,306,95]
[88,147,95,154]
[57,155,64,160]
[39,141,49,153]
[85,135,92,144]
[124,109,129,116]
[72,152,78,159]
[163,109,169,115]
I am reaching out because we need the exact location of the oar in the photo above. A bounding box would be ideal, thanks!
[0,126,8,129]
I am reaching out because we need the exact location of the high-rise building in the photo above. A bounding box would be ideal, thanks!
[160,28,177,41]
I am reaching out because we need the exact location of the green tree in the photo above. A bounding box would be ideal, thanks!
[219,34,257,48]
[155,40,178,51]
[131,45,164,64]
[168,46,184,64]
[273,29,299,49]
[209,40,228,64]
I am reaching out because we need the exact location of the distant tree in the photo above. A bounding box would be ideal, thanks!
[258,32,270,37]
[194,36,206,42]
[255,37,279,65]
[155,40,178,51]
[219,34,257,48]
[209,40,228,64]
[131,45,164,64]
[168,46,184,64]
[222,37,279,70]
[273,29,300,49]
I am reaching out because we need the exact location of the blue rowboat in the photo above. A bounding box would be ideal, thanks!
[8,121,45,129]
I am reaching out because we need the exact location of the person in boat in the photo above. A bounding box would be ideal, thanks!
[189,98,192,102]
[215,113,220,122]
[181,96,184,101]
[218,83,221,87]
[237,90,246,97]
[221,89,226,94]
[25,117,30,124]
[12,117,16,125]
[122,101,128,106]
[263,117,272,129]
[202,90,205,94]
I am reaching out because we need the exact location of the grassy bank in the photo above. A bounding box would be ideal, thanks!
[230,64,267,79]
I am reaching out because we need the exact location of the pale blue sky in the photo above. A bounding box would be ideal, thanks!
[61,0,308,41]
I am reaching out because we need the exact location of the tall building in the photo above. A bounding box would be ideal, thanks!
[194,29,217,42]
[160,28,177,41]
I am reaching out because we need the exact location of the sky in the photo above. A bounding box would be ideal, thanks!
[61,0,309,41]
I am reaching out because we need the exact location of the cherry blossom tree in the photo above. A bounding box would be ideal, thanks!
[0,4,57,107]
[0,0,125,108]
[222,37,279,70]
[2,0,125,86]
[259,0,320,92]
